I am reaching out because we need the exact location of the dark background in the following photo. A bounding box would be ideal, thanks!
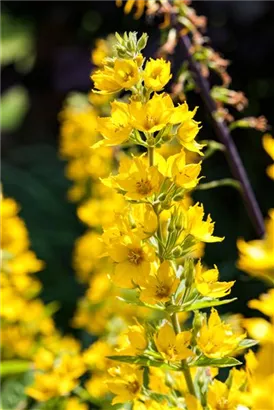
[2,1,274,334]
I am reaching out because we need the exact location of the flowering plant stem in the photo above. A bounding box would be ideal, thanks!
[178,33,265,238]
[170,312,197,397]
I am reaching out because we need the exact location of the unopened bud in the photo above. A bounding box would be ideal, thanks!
[172,246,182,258]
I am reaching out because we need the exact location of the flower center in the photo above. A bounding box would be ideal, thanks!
[145,114,157,129]
[151,67,162,79]
[155,283,170,298]
[127,380,140,394]
[216,399,229,410]
[136,179,153,195]
[128,248,144,265]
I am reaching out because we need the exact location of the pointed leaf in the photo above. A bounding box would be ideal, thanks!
[190,356,242,368]
[167,297,237,313]
[235,338,258,351]
[107,355,180,371]
[1,360,32,376]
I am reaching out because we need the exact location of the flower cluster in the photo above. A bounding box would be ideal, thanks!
[73,32,255,410]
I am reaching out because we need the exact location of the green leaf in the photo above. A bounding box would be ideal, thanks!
[117,296,165,311]
[167,297,237,313]
[1,86,29,132]
[107,355,180,371]
[0,360,32,376]
[190,356,242,368]
[235,338,258,351]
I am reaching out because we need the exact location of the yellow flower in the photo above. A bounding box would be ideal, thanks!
[184,203,224,243]
[128,93,173,133]
[92,59,139,94]
[117,0,146,19]
[148,368,170,394]
[169,101,198,125]
[114,59,140,89]
[237,209,274,283]
[242,317,273,344]
[83,340,113,371]
[91,65,121,94]
[177,119,204,155]
[207,379,241,410]
[242,289,274,343]
[262,133,274,179]
[248,289,274,318]
[139,261,179,305]
[185,394,203,410]
[85,374,109,398]
[73,231,105,282]
[143,58,172,91]
[34,348,55,371]
[194,260,235,298]
[154,322,193,361]
[65,397,88,410]
[196,308,245,358]
[26,373,66,401]
[167,150,201,189]
[103,156,163,200]
[94,101,132,147]
[129,203,158,239]
[91,39,110,67]
[107,234,156,288]
[116,324,147,355]
[107,364,143,404]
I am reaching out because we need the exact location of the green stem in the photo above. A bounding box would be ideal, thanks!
[170,313,197,397]
[148,146,154,167]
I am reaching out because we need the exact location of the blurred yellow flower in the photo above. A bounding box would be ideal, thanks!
[262,133,274,179]
[237,209,274,283]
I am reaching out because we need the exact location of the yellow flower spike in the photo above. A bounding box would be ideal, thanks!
[177,119,205,155]
[65,397,89,410]
[154,322,194,361]
[128,93,174,133]
[103,156,163,200]
[184,203,224,243]
[196,308,246,359]
[262,133,274,179]
[139,261,180,305]
[107,364,144,404]
[194,260,235,299]
[207,379,241,410]
[107,234,157,288]
[167,150,202,189]
[237,209,274,282]
[143,58,172,91]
